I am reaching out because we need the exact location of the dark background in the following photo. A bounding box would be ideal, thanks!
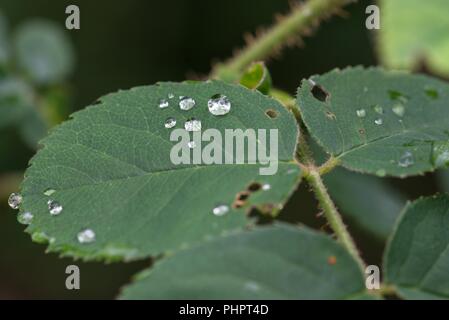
[0,0,438,299]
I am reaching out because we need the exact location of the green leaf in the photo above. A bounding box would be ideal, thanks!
[297,67,449,177]
[19,81,300,261]
[240,62,272,95]
[325,168,406,241]
[384,194,449,299]
[379,0,449,77]
[120,223,369,299]
[14,20,74,85]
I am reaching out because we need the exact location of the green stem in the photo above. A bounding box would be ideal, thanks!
[305,168,366,270]
[212,0,356,82]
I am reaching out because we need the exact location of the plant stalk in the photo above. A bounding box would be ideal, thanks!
[212,0,356,82]
[305,168,366,270]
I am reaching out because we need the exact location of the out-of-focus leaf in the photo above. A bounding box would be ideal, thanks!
[384,194,449,299]
[0,11,9,66]
[120,224,370,299]
[379,0,449,77]
[240,62,272,95]
[325,168,406,241]
[0,77,34,129]
[297,67,449,177]
[14,20,74,85]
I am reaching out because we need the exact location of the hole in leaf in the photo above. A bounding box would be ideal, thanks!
[265,109,278,119]
[233,191,250,208]
[327,256,337,265]
[311,84,329,102]
[247,182,262,192]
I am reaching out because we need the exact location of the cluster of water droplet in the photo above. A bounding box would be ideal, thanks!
[160,92,232,137]
[8,189,97,245]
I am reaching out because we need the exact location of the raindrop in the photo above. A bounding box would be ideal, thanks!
[262,184,271,191]
[373,105,384,114]
[8,193,22,210]
[392,104,405,117]
[389,90,408,103]
[398,151,414,168]
[48,200,63,216]
[374,118,383,125]
[158,99,169,109]
[212,204,229,216]
[77,229,96,244]
[164,117,176,129]
[44,188,56,196]
[179,97,196,111]
[356,109,366,118]
[184,118,201,132]
[208,94,231,116]
[168,93,175,99]
[187,141,196,149]
[18,212,33,225]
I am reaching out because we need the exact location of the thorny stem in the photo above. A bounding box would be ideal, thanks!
[305,167,366,270]
[211,0,367,277]
[211,0,357,82]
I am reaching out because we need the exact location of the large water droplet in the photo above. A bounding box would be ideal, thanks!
[356,109,366,118]
[158,99,169,109]
[184,118,201,132]
[179,97,196,111]
[208,94,231,116]
[374,118,383,125]
[398,151,414,168]
[8,193,22,210]
[44,188,56,196]
[164,117,176,129]
[392,104,405,117]
[213,204,229,216]
[77,229,96,244]
[18,212,33,225]
[48,200,63,216]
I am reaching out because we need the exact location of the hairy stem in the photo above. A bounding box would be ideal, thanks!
[212,0,356,82]
[305,168,366,270]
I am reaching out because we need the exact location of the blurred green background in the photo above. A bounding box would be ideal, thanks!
[0,0,445,299]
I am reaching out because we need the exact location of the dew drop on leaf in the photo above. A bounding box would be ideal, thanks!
[158,99,169,109]
[373,105,384,114]
[168,93,175,99]
[43,188,56,196]
[164,117,176,129]
[262,184,271,191]
[179,97,196,111]
[184,118,201,132]
[18,212,33,225]
[47,200,63,216]
[212,204,229,216]
[392,104,405,117]
[356,109,366,118]
[8,193,22,210]
[398,151,414,168]
[374,118,383,125]
[77,229,96,244]
[208,94,231,116]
